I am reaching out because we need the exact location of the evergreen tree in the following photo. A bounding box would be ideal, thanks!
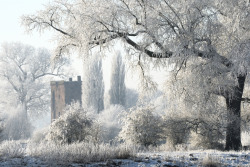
[82,56,104,113]
[109,52,126,107]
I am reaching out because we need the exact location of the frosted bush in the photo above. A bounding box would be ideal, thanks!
[163,106,226,150]
[2,111,33,140]
[46,102,94,144]
[0,140,26,158]
[189,130,224,150]
[31,127,49,143]
[98,105,126,143]
[119,105,164,147]
[163,117,190,149]
[187,110,226,150]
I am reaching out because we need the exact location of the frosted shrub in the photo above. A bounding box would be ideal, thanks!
[189,127,224,150]
[189,111,226,150]
[98,105,125,143]
[46,102,93,144]
[31,127,49,143]
[163,105,225,150]
[0,140,26,158]
[164,117,190,150]
[2,111,33,140]
[119,105,164,147]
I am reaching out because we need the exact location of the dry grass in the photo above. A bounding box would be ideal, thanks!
[0,140,26,159]
[0,140,136,163]
[26,141,136,163]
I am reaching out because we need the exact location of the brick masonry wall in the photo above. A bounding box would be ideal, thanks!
[50,77,82,122]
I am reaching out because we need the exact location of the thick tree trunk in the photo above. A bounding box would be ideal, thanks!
[225,76,246,151]
[225,98,242,150]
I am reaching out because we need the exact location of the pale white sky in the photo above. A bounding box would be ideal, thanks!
[0,0,85,80]
[0,0,53,48]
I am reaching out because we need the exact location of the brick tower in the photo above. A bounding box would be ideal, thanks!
[50,76,82,122]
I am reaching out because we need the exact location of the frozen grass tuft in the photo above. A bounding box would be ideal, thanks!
[242,131,250,147]
[27,142,136,163]
[201,154,222,167]
[0,140,26,159]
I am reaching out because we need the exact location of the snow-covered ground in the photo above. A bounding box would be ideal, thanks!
[89,151,250,167]
[0,150,249,166]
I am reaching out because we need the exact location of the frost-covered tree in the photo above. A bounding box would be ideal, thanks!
[23,0,250,150]
[82,56,104,113]
[0,42,67,139]
[109,52,126,107]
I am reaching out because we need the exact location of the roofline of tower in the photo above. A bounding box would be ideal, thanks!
[50,81,65,86]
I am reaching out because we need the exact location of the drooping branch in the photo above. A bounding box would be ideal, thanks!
[123,34,233,69]
[34,73,61,80]
[120,0,143,26]
[55,43,77,57]
[23,15,74,39]
[2,74,19,93]
[89,34,120,45]
[194,49,233,68]
[162,0,185,31]
[123,36,173,58]
[242,97,250,103]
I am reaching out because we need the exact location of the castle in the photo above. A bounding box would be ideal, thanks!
[50,76,82,122]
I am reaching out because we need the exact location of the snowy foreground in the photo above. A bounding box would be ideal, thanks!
[0,150,250,166]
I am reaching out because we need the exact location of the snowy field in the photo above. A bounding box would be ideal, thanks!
[0,149,249,166]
